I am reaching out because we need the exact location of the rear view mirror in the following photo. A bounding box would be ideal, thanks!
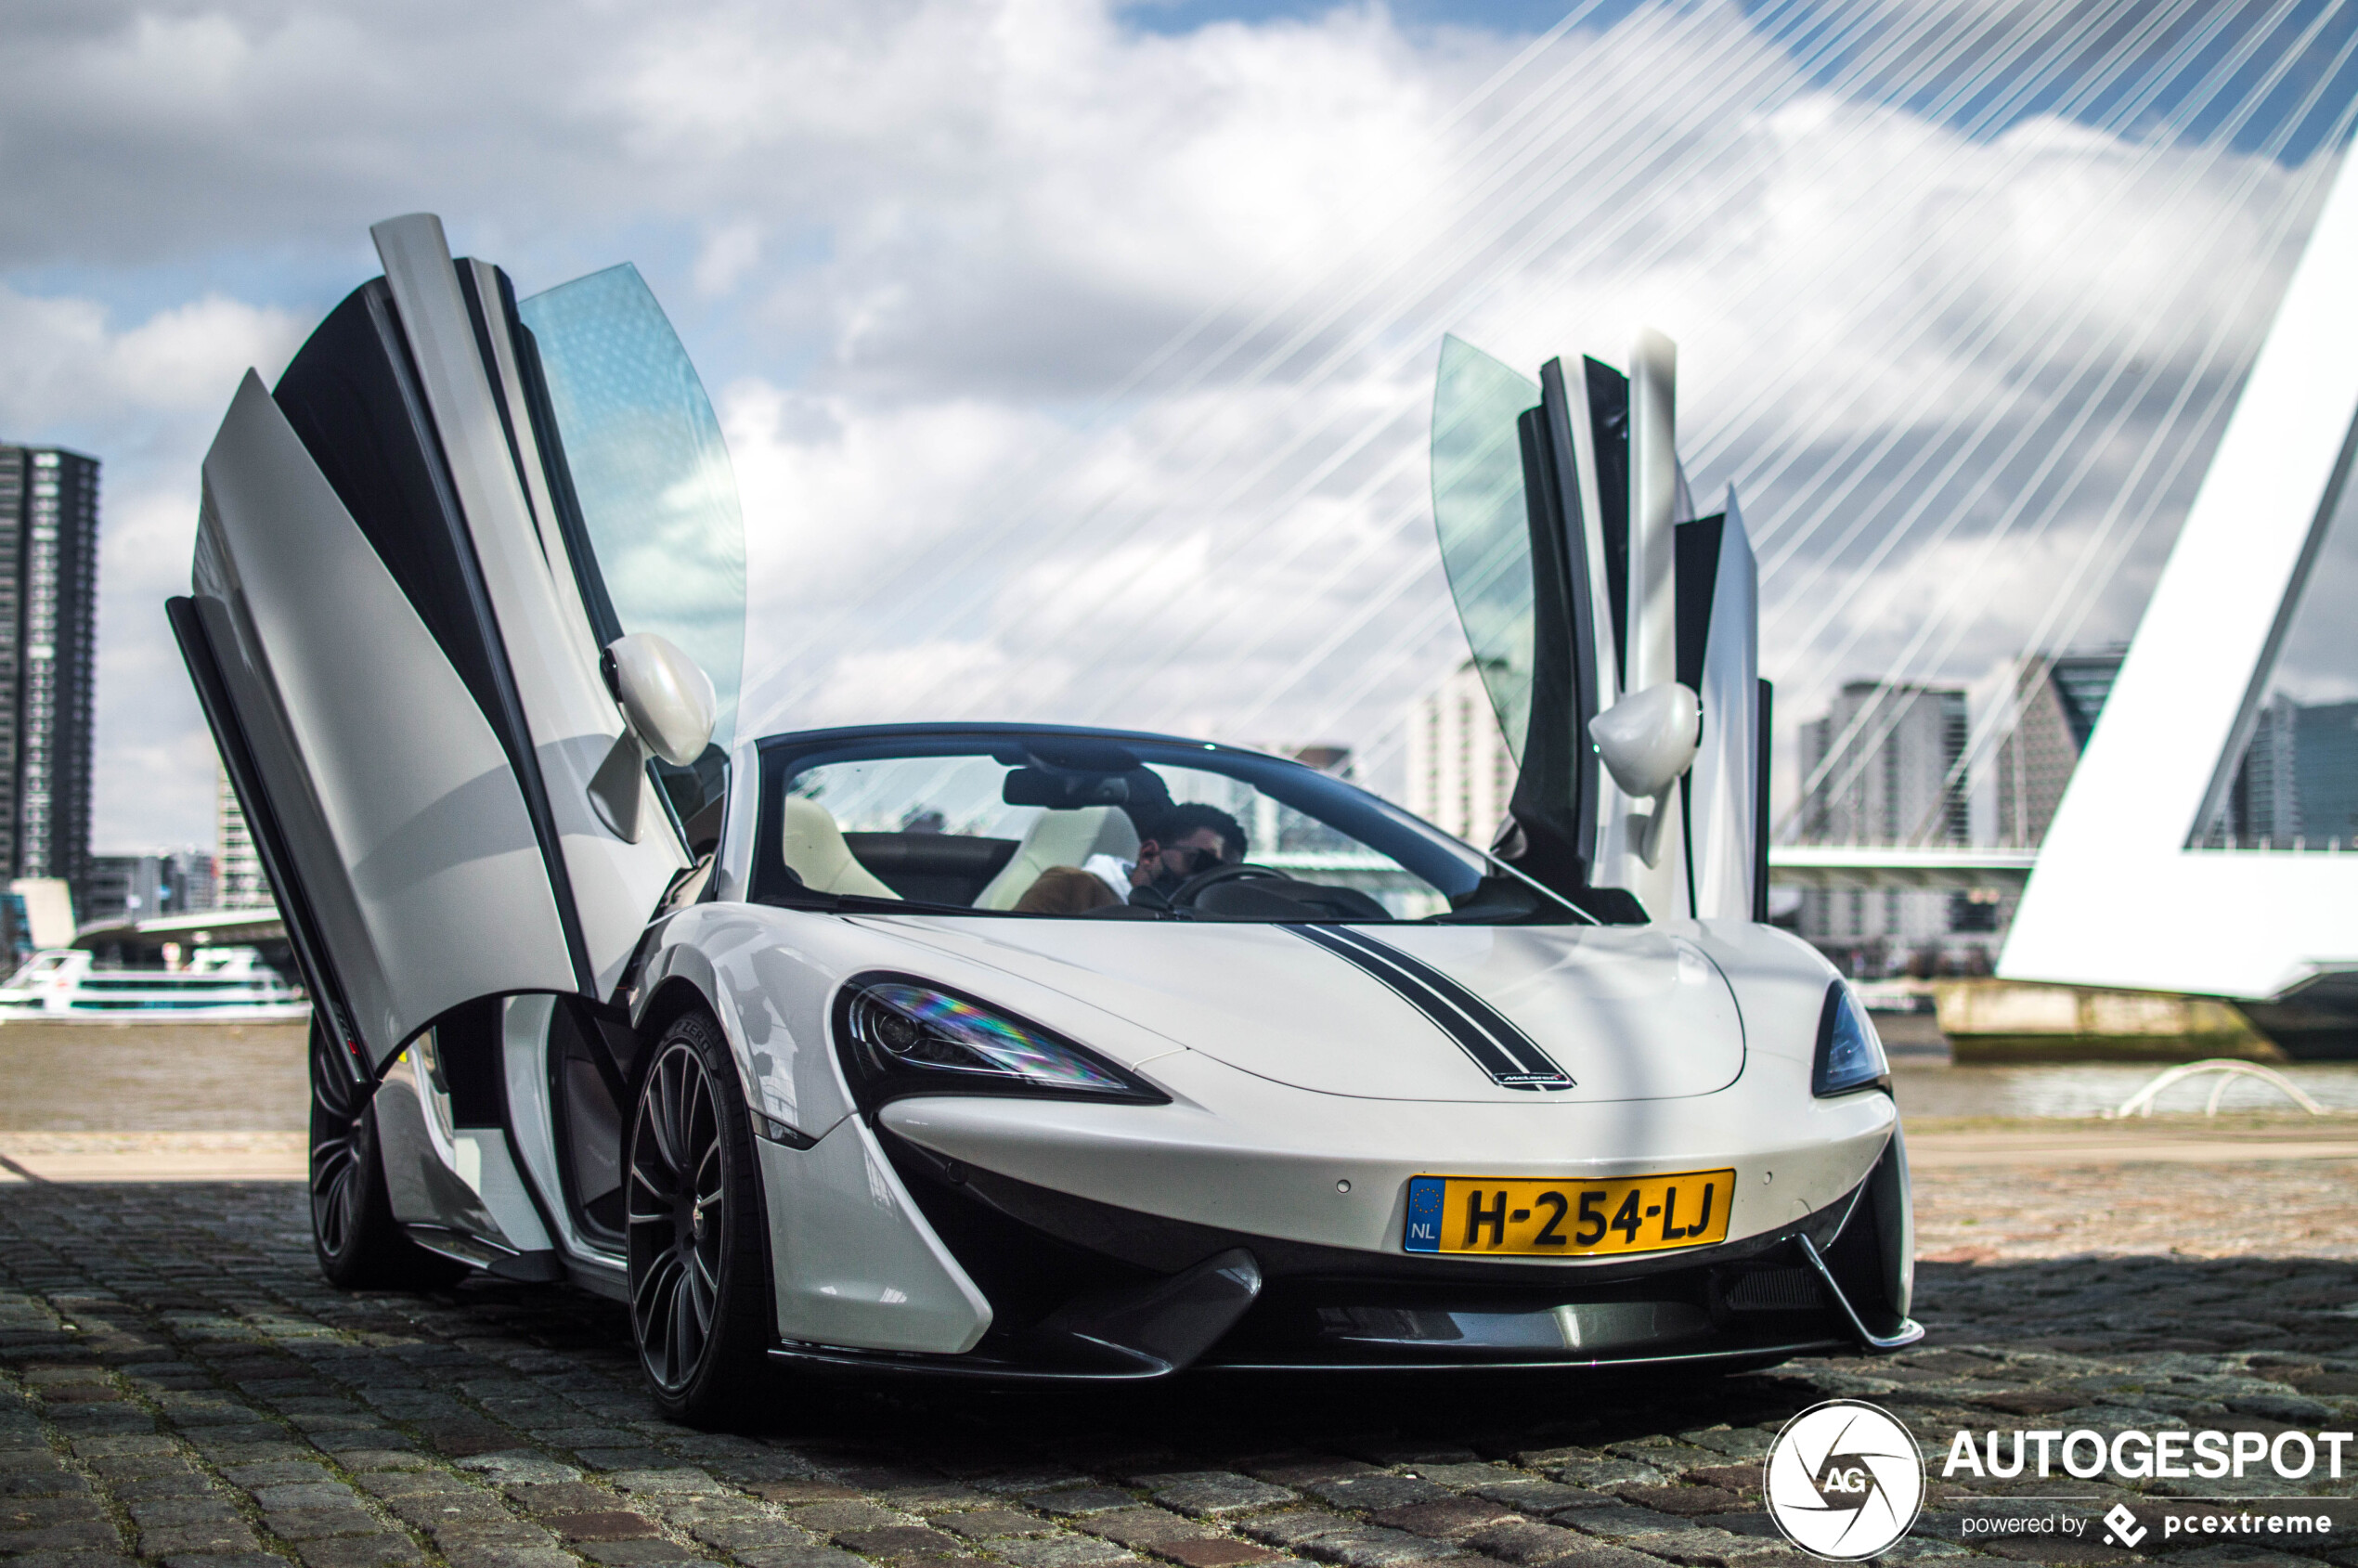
[1588,681,1702,867]
[589,633,717,843]
[604,633,717,767]
[1004,769,1130,809]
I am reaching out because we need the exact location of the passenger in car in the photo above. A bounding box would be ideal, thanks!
[1011,865,1121,914]
[1083,803,1248,905]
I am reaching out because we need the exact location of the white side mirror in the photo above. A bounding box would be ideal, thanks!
[1588,681,1702,868]
[586,633,716,844]
[604,632,716,767]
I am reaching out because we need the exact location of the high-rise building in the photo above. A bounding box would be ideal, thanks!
[214,760,272,909]
[1995,648,2125,847]
[0,447,98,907]
[1404,660,1517,848]
[1795,680,1972,965]
[2203,695,2358,849]
[80,849,215,926]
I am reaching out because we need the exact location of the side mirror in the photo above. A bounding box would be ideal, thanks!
[1588,681,1701,868]
[587,633,717,843]
[604,632,717,766]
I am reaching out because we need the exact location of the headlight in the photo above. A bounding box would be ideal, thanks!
[835,975,1167,1109]
[1812,980,1889,1096]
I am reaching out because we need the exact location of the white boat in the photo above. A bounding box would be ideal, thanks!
[0,947,310,1022]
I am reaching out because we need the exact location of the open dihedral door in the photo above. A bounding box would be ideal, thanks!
[169,214,749,1081]
[1430,333,1766,922]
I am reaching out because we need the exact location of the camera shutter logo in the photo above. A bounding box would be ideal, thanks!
[1763,1400,1925,1561]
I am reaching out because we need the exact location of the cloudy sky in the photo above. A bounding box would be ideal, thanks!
[4,0,2353,853]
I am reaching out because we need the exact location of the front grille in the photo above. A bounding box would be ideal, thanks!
[1724,1267,1823,1312]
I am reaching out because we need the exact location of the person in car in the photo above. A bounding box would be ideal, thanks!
[1083,803,1248,905]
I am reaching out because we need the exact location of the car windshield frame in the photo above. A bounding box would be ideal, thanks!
[745,724,1592,925]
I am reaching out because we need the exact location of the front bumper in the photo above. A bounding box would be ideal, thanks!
[768,1126,1918,1380]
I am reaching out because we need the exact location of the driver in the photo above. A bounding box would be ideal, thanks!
[1083,803,1247,905]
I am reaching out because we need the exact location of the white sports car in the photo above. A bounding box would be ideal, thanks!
[171,214,1916,1425]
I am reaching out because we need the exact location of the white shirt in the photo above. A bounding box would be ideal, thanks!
[1082,853,1134,903]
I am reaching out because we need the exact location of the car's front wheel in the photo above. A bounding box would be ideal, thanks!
[308,1019,465,1289]
[626,1011,771,1424]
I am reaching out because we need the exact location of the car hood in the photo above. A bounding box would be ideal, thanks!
[846,917,1744,1103]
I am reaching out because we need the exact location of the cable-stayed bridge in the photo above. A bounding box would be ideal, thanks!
[739,0,2358,823]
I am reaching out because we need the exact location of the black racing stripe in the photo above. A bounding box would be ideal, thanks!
[1286,926,1571,1091]
[1287,926,1521,1082]
[1318,927,1573,1087]
[1320,927,1572,1086]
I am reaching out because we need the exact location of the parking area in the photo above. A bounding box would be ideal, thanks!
[2,1140,2352,1568]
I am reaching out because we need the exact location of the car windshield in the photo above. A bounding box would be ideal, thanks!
[749,730,1587,925]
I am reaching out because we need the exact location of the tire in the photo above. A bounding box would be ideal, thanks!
[626,1011,772,1425]
[308,1019,467,1290]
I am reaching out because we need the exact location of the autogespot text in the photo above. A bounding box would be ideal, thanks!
[1943,1428,2356,1481]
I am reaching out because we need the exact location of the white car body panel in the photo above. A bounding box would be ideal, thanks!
[759,1120,993,1354]
[372,215,687,1000]
[195,372,574,1059]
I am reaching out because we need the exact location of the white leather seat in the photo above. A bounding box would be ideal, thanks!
[972,807,1140,911]
[778,797,900,900]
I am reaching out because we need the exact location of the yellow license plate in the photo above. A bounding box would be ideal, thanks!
[1403,1169,1735,1257]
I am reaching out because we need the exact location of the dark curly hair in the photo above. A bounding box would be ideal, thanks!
[1149,801,1248,863]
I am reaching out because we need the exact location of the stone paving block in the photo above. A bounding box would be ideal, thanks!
[251,1482,361,1511]
[1612,1487,1743,1518]
[990,1536,1142,1568]
[159,1554,291,1568]
[1677,1468,1758,1497]
[690,1516,821,1553]
[440,1549,579,1568]
[1145,1474,1298,1518]
[736,1549,868,1568]
[0,1468,89,1497]
[264,1507,385,1541]
[1673,1431,1776,1461]
[1294,1528,1462,1568]
[1462,1521,1615,1567]
[797,1503,910,1533]
[1030,1488,1145,1518]
[460,1454,583,1486]
[1080,1508,1212,1549]
[1249,1461,1380,1488]
[1531,1461,1666,1493]
[2,1494,110,1527]
[133,1497,250,1528]
[550,1510,665,1541]
[939,1510,1061,1539]
[1366,1499,1519,1539]
[572,1543,707,1566]
[1974,1543,2141,1565]
[1558,1508,1685,1543]
[1302,1477,1451,1512]
[293,1536,426,1568]
[1147,1541,1277,1568]
[381,1490,513,1528]
[0,1521,126,1552]
[1240,1512,1354,1547]
[146,1521,269,1554]
[609,1469,725,1497]
[510,1482,622,1514]
[835,1525,968,1558]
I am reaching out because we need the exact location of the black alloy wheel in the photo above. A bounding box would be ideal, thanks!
[307,1018,463,1289]
[625,1011,770,1423]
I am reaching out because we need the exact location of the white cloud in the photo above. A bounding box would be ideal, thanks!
[0,0,2333,854]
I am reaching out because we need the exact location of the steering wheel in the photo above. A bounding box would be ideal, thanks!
[1167,862,1291,907]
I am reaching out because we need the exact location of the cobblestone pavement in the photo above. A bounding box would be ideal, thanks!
[1,1160,2352,1568]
